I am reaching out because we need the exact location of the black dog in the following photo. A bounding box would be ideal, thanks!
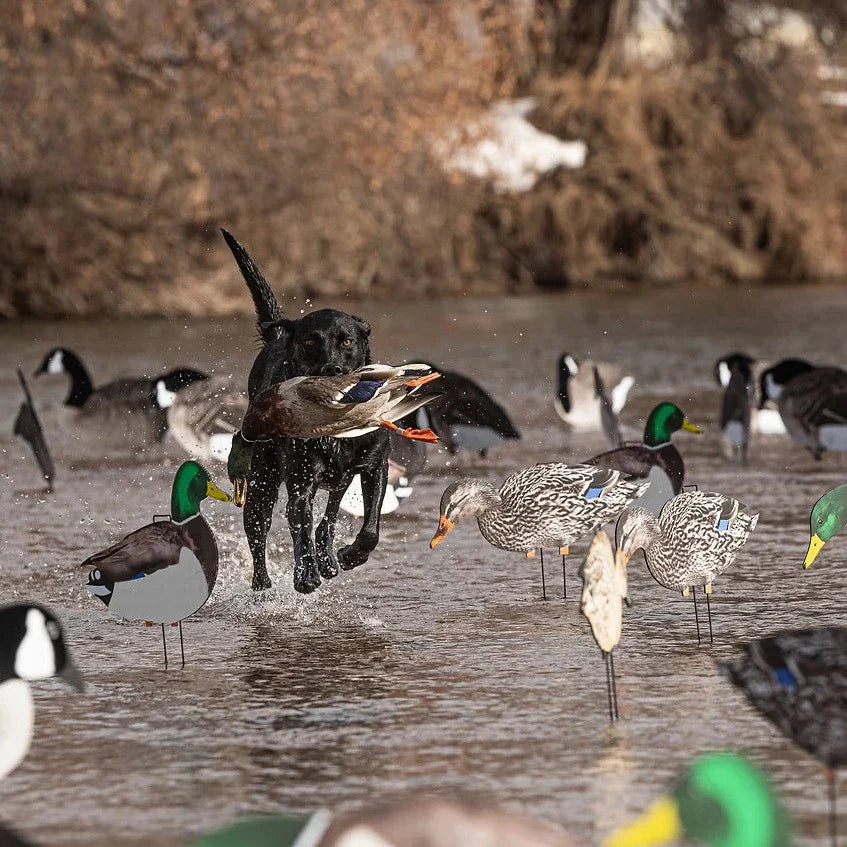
[222,230,389,594]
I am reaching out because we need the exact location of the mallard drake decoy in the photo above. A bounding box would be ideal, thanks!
[192,797,574,847]
[587,402,702,515]
[616,492,758,644]
[555,353,634,433]
[340,431,427,518]
[34,347,208,449]
[0,604,83,781]
[161,375,248,464]
[722,627,847,846]
[759,359,847,459]
[81,461,231,667]
[429,463,649,601]
[803,484,847,568]
[403,364,519,456]
[13,369,55,490]
[579,531,628,721]
[715,352,787,435]
[605,752,791,847]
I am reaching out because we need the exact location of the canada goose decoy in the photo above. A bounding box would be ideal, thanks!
[616,492,758,644]
[594,366,624,448]
[429,463,649,601]
[714,351,787,436]
[161,375,247,464]
[722,627,847,846]
[804,484,847,568]
[0,604,84,781]
[716,355,752,463]
[759,359,847,459]
[13,369,55,490]
[34,347,207,449]
[340,431,427,518]
[588,403,703,515]
[192,797,574,847]
[555,353,634,434]
[404,364,520,457]
[605,752,791,847]
[579,531,628,721]
[81,461,231,667]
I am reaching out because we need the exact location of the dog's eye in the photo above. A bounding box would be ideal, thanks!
[341,338,353,348]
[304,339,317,349]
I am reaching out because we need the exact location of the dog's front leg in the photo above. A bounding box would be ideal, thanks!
[286,474,321,594]
[315,475,353,580]
[338,461,387,570]
[244,440,283,591]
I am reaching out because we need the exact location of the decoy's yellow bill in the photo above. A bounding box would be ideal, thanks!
[604,795,681,847]
[681,418,703,434]
[804,533,825,569]
[206,480,232,502]
[430,515,455,548]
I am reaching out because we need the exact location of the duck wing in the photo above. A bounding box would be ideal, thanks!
[587,444,654,478]
[498,463,613,508]
[80,521,193,582]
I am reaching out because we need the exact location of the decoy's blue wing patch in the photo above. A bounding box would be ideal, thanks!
[131,572,147,580]
[717,517,731,532]
[774,667,797,688]
[338,380,384,404]
[584,487,603,500]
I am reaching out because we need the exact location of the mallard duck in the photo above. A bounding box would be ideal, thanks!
[722,627,847,845]
[13,369,54,490]
[715,352,785,436]
[579,531,628,721]
[555,353,634,433]
[80,461,231,667]
[403,364,520,456]
[192,797,574,847]
[429,463,649,601]
[804,484,847,568]
[161,375,248,464]
[616,492,758,643]
[340,431,427,518]
[240,363,442,443]
[605,752,791,847]
[587,402,702,515]
[759,359,847,459]
[33,347,208,449]
[0,604,84,781]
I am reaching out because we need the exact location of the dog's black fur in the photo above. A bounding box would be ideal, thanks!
[222,229,389,593]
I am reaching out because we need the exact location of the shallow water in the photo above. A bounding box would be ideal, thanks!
[2,285,847,845]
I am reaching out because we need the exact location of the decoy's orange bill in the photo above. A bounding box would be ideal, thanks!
[804,533,825,569]
[429,515,455,548]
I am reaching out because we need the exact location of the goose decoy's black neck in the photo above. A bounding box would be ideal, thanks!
[757,358,815,408]
[556,353,580,413]
[34,348,94,407]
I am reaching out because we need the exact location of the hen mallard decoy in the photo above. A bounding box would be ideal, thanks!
[605,752,791,847]
[34,347,207,450]
[0,604,84,781]
[616,492,758,644]
[722,627,847,846]
[161,375,248,464]
[804,484,847,568]
[580,531,628,721]
[588,402,702,515]
[714,352,787,435]
[429,463,649,601]
[81,461,231,667]
[555,353,634,434]
[403,364,519,456]
[759,359,847,459]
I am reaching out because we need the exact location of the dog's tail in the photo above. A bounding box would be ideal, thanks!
[221,229,284,343]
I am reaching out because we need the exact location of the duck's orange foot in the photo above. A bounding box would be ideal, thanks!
[171,622,179,627]
[145,621,153,627]
[380,420,439,443]
[403,372,441,388]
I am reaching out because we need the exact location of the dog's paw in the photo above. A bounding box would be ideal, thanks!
[338,543,371,571]
[316,547,339,580]
[294,559,322,593]
[252,571,273,591]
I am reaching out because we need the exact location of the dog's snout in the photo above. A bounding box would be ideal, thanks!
[321,364,344,376]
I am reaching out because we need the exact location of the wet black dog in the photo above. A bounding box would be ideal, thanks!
[222,229,389,593]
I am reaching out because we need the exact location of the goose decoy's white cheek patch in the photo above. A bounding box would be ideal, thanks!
[47,351,64,375]
[718,362,731,388]
[156,381,178,409]
[14,609,57,681]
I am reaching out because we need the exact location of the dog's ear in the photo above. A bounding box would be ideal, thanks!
[352,316,371,338]
[259,318,295,342]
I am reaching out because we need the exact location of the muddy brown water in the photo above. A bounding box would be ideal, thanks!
[2,286,847,846]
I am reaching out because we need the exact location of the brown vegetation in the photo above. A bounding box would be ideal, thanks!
[1,0,847,318]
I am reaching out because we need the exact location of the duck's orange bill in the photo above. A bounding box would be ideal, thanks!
[430,515,455,548]
[403,371,441,388]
